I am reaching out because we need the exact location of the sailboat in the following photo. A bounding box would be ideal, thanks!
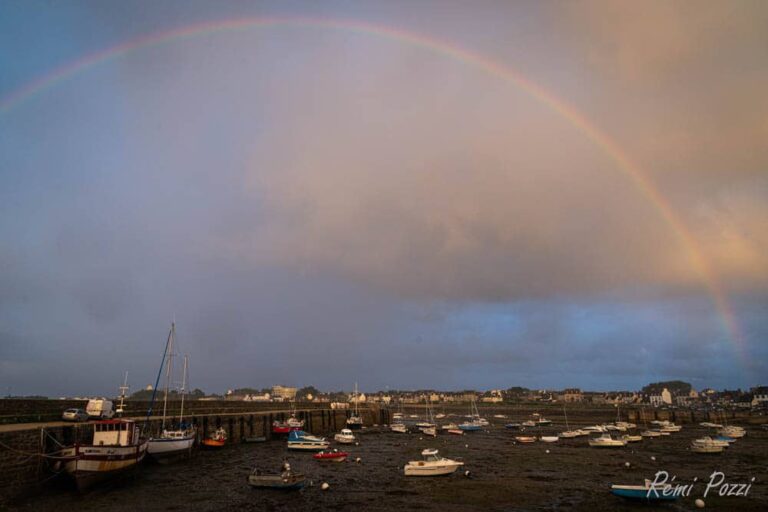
[558,405,581,439]
[346,382,364,430]
[147,322,196,461]
[458,397,487,430]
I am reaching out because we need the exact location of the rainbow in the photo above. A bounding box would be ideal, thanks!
[0,17,746,364]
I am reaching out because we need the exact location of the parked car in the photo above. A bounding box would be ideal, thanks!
[62,408,89,422]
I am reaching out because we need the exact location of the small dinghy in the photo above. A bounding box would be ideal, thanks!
[691,438,724,453]
[504,423,521,430]
[540,436,559,443]
[390,423,408,434]
[611,480,679,502]
[313,449,348,462]
[622,434,643,443]
[588,433,626,448]
[447,429,464,435]
[421,426,437,437]
[248,462,307,490]
[515,436,537,443]
[201,427,227,449]
[640,430,663,438]
[458,421,482,431]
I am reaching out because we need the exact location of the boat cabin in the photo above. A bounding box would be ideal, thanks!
[91,419,137,446]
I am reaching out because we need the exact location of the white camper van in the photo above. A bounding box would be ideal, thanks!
[86,399,115,419]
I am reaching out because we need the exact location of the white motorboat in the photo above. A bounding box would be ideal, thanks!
[659,424,682,433]
[56,418,148,490]
[287,430,330,451]
[522,420,536,427]
[691,439,724,453]
[390,423,408,434]
[622,434,643,443]
[581,425,607,433]
[693,436,729,448]
[422,426,437,437]
[403,449,464,476]
[588,433,627,448]
[334,428,356,444]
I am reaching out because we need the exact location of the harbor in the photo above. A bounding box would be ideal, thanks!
[1,401,766,510]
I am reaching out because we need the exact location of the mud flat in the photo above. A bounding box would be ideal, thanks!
[7,413,767,511]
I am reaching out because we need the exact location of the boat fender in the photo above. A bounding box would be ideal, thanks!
[464,470,471,477]
[321,482,330,491]
[545,450,550,454]
[650,456,656,461]
[624,462,630,468]
[695,498,705,508]
[355,457,361,463]
[465,444,469,448]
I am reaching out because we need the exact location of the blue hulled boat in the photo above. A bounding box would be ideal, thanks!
[610,482,679,502]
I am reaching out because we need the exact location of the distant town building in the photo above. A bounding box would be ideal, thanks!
[649,388,672,407]
[561,389,584,403]
[271,385,297,401]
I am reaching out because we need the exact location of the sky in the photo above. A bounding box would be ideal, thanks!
[1,1,766,397]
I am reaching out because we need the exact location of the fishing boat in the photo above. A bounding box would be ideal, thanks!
[248,462,307,490]
[56,418,148,490]
[588,433,626,448]
[515,436,537,443]
[610,480,679,502]
[147,324,196,461]
[313,449,349,462]
[390,423,408,433]
[334,428,356,444]
[346,382,364,430]
[403,449,464,476]
[201,427,227,448]
[287,430,329,451]
[622,434,643,443]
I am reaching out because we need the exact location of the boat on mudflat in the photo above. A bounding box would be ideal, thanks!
[313,449,349,462]
[248,462,307,490]
[55,418,148,491]
[515,436,537,443]
[403,449,464,477]
[287,430,329,451]
[610,480,679,502]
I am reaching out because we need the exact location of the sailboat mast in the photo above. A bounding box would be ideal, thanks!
[161,322,175,431]
[179,355,188,425]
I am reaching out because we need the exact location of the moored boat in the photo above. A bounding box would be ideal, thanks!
[540,436,559,443]
[313,449,349,462]
[515,436,537,443]
[622,434,643,443]
[588,433,626,448]
[691,439,724,453]
[334,428,356,444]
[640,430,663,438]
[56,418,148,491]
[719,426,745,438]
[287,430,329,451]
[447,428,464,435]
[390,423,408,433]
[610,480,679,502]
[201,427,227,449]
[248,462,307,490]
[403,449,464,476]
